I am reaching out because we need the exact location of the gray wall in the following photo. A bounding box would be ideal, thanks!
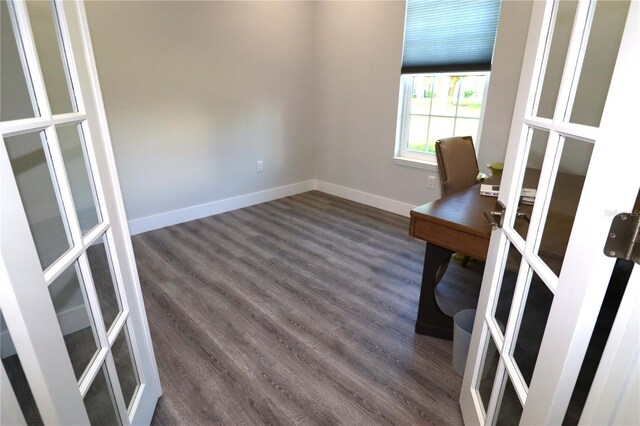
[85,1,316,220]
[313,1,438,206]
[313,1,534,206]
[82,0,535,219]
[476,0,533,174]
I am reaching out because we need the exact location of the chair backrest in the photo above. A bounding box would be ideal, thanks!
[435,136,480,196]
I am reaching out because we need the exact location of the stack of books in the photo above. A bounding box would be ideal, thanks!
[480,184,536,205]
[479,184,500,196]
[520,188,536,205]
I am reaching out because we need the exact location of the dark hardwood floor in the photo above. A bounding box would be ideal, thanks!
[134,191,484,425]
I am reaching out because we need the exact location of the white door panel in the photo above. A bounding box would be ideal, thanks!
[460,0,638,424]
[1,1,161,424]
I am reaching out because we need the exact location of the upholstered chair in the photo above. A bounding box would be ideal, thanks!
[435,136,480,266]
[435,136,480,197]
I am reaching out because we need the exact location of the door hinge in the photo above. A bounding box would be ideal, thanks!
[604,211,640,264]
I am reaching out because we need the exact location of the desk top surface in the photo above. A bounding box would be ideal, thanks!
[410,184,494,239]
[410,170,586,274]
[410,170,585,240]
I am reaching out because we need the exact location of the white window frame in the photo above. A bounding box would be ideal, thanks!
[394,71,490,170]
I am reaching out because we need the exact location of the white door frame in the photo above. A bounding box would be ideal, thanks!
[1,0,161,424]
[1,361,28,425]
[460,0,639,424]
[67,2,163,421]
[579,266,639,425]
[1,145,89,424]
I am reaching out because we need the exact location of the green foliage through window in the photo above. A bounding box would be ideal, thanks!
[403,73,488,155]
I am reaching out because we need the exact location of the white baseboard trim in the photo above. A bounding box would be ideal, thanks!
[1,305,90,359]
[315,181,415,217]
[127,179,416,235]
[128,180,317,235]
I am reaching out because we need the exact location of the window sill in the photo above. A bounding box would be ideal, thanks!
[393,156,439,171]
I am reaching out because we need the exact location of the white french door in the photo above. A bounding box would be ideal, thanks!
[460,0,639,424]
[1,0,160,424]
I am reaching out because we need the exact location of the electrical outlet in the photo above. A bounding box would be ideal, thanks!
[257,160,263,173]
[427,176,436,189]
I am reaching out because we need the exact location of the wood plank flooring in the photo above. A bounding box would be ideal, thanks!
[133,191,484,425]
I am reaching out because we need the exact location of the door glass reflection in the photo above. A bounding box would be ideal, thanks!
[513,271,554,386]
[87,235,122,332]
[57,124,101,234]
[0,311,44,426]
[25,0,76,114]
[512,128,550,240]
[535,0,579,119]
[493,243,523,330]
[477,336,500,415]
[568,1,630,127]
[1,0,38,121]
[83,364,122,426]
[112,325,140,409]
[4,131,72,270]
[48,262,100,381]
[495,375,523,425]
[538,137,593,276]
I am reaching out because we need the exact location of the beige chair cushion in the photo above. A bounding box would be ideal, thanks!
[435,136,480,196]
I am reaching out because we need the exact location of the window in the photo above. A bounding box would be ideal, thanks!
[396,72,489,163]
[395,0,500,166]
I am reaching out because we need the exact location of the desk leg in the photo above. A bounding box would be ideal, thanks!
[415,243,455,339]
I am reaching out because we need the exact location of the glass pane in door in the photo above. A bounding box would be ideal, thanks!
[1,0,38,121]
[25,0,76,115]
[57,124,101,234]
[538,137,593,276]
[512,271,554,386]
[48,262,100,381]
[513,128,550,240]
[478,336,500,414]
[83,364,122,425]
[493,244,523,330]
[112,324,140,409]
[87,235,122,331]
[0,312,44,426]
[495,376,523,425]
[4,131,72,270]
[568,1,630,127]
[535,0,579,119]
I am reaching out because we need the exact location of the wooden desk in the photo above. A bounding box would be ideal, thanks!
[409,170,584,339]
[410,184,494,261]
[409,184,494,339]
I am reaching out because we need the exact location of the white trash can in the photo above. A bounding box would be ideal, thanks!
[452,309,476,376]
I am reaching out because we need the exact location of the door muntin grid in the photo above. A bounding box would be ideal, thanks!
[24,0,78,115]
[471,0,628,423]
[0,0,39,121]
[3,130,74,270]
[1,1,144,423]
